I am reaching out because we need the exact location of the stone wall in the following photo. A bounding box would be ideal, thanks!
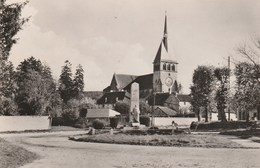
[0,116,51,132]
[152,117,197,126]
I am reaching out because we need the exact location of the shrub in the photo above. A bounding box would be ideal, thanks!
[110,117,120,129]
[140,115,150,127]
[92,119,107,129]
[190,120,256,130]
[52,117,77,126]
[52,117,63,126]
[74,117,88,128]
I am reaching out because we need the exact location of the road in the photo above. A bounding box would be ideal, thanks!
[1,131,260,168]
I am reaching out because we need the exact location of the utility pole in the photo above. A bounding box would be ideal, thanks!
[228,56,231,121]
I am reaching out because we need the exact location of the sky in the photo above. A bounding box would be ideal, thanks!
[9,0,260,93]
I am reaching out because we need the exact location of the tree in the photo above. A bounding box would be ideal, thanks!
[0,0,29,114]
[214,67,230,122]
[15,57,56,115]
[233,36,260,120]
[72,64,84,99]
[139,100,151,115]
[0,61,15,98]
[58,60,74,103]
[0,0,29,60]
[0,96,18,116]
[190,66,214,122]
[234,62,260,121]
[114,101,130,116]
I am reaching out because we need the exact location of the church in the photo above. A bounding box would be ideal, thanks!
[97,14,192,115]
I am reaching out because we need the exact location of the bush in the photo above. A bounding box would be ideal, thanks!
[74,117,88,128]
[52,117,77,126]
[92,119,107,129]
[190,120,256,130]
[140,115,150,127]
[110,117,120,129]
[0,97,18,116]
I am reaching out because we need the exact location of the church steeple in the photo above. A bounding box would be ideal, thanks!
[153,13,178,94]
[153,12,173,64]
[163,12,168,52]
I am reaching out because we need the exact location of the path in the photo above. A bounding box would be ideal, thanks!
[1,131,260,168]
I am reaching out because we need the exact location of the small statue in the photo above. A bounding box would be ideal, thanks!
[132,105,139,123]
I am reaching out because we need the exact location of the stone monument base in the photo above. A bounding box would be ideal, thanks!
[131,122,140,127]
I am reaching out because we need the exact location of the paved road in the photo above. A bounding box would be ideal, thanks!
[1,131,260,168]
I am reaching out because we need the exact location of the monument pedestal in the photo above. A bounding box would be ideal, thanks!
[131,122,140,127]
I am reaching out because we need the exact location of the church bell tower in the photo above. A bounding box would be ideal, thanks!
[153,13,178,94]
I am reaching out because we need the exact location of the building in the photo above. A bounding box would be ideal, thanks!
[86,108,120,123]
[97,14,192,115]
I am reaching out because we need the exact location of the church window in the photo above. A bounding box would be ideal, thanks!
[163,63,166,70]
[105,97,107,103]
[172,64,175,72]
[167,64,171,70]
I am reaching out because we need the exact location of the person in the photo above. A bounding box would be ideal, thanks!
[172,121,178,134]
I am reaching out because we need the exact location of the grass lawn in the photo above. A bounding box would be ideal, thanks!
[0,138,38,168]
[70,133,243,148]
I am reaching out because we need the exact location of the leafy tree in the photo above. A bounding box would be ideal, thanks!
[233,36,260,120]
[214,67,230,122]
[139,100,151,115]
[73,64,84,99]
[15,57,56,115]
[0,0,29,60]
[114,101,130,116]
[0,0,28,114]
[234,62,260,121]
[0,61,15,98]
[58,60,74,103]
[190,66,214,122]
[0,96,18,116]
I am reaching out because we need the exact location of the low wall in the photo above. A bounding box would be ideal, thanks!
[211,113,237,121]
[0,116,51,132]
[153,117,197,126]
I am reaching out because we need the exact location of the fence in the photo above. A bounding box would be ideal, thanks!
[0,116,51,132]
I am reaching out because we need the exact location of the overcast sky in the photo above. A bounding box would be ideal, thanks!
[9,0,260,93]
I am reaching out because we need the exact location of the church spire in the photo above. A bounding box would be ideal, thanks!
[163,12,168,52]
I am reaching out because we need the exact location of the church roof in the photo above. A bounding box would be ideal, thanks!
[112,74,137,90]
[124,73,153,91]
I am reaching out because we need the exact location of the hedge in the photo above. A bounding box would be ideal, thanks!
[140,115,150,127]
[110,117,120,129]
[92,119,107,129]
[190,120,256,130]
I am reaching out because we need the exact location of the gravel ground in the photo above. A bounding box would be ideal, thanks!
[1,131,260,168]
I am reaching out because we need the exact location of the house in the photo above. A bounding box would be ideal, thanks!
[153,106,178,117]
[86,109,120,123]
